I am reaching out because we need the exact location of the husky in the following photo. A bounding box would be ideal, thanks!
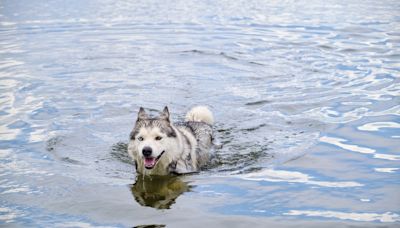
[127,106,214,175]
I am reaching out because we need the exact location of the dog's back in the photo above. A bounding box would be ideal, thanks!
[176,106,214,169]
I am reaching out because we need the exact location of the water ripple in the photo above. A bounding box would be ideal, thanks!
[358,121,400,131]
[284,210,400,223]
[233,169,363,188]
[320,136,400,161]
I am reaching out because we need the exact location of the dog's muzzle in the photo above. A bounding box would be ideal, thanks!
[143,150,165,169]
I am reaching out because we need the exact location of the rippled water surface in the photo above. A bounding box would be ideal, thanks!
[1,0,399,227]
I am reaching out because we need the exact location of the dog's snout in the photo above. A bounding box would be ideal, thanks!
[142,147,152,157]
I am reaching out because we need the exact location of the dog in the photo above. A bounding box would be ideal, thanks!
[128,106,214,175]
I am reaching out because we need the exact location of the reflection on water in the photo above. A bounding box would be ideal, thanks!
[320,136,400,161]
[358,121,400,132]
[234,168,363,188]
[134,225,166,228]
[130,175,191,209]
[320,136,375,154]
[284,210,400,223]
[374,168,399,173]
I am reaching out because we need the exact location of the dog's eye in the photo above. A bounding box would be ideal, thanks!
[137,136,144,141]
[155,136,162,141]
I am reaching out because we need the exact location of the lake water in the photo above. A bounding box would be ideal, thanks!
[1,0,399,227]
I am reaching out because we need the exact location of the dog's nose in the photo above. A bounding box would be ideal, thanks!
[142,147,152,157]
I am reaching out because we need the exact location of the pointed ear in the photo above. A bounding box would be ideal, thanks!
[137,107,148,121]
[160,106,170,122]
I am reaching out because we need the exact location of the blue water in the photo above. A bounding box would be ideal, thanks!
[1,0,399,227]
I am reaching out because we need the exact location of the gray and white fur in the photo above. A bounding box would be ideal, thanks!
[128,106,214,175]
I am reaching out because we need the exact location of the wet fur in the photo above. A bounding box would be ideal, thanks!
[128,106,214,175]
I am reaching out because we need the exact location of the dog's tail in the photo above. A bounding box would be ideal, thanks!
[185,106,214,125]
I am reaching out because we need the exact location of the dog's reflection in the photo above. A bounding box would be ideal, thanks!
[130,175,192,209]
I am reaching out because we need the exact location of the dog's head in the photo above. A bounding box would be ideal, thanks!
[128,107,178,174]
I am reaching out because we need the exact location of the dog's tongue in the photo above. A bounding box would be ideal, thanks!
[144,157,156,168]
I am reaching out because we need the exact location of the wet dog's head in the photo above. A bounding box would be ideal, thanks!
[128,107,177,174]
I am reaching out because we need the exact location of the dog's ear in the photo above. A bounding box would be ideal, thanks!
[137,107,148,121]
[160,106,170,122]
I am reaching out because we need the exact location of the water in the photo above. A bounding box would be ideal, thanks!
[1,0,399,227]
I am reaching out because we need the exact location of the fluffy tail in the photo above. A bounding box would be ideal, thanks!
[185,106,214,125]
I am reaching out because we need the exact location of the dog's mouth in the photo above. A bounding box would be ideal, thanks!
[144,151,165,169]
